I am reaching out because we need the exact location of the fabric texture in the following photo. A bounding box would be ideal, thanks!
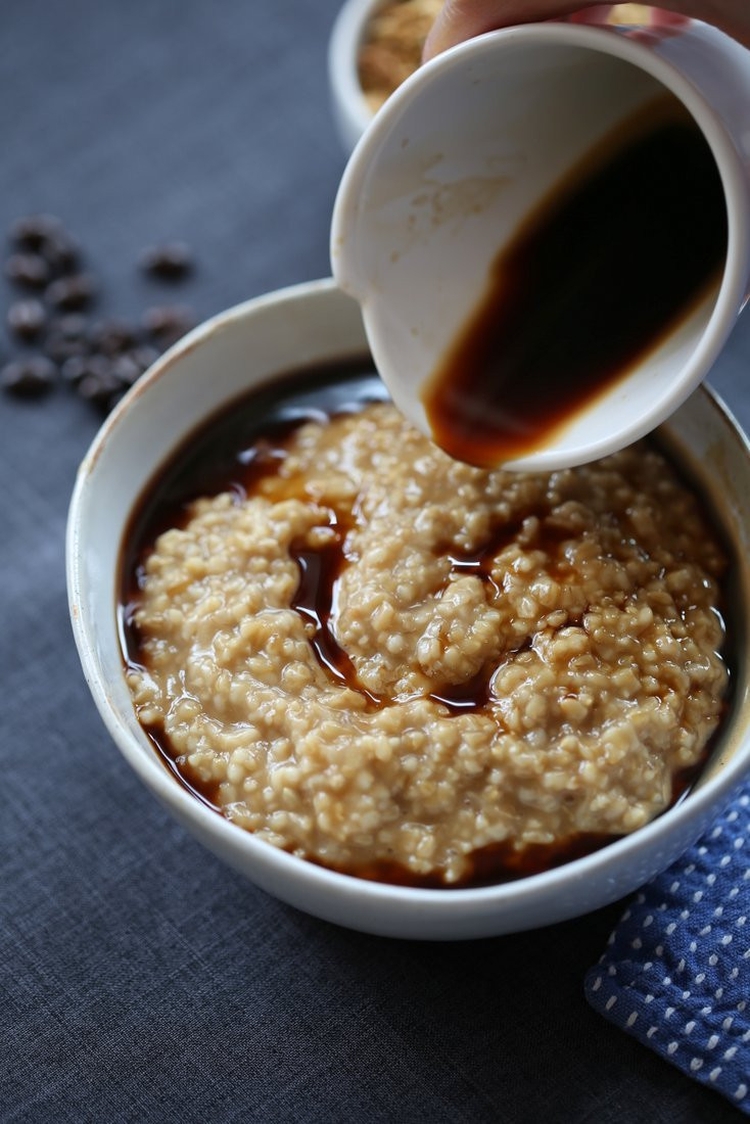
[586,780,750,1113]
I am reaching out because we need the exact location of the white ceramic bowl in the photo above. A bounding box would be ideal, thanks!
[67,278,750,940]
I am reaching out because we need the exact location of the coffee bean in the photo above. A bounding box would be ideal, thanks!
[45,335,90,365]
[142,304,194,344]
[110,353,144,387]
[7,299,47,340]
[139,241,194,280]
[1,356,57,397]
[8,213,65,252]
[41,233,81,275]
[76,366,123,407]
[90,317,138,356]
[5,253,51,289]
[60,355,90,385]
[46,273,98,311]
[52,313,90,341]
[128,344,161,372]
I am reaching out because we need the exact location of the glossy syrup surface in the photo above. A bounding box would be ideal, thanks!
[120,361,729,888]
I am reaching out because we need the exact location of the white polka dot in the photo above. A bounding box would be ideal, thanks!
[605,996,617,1011]
[665,1006,675,1020]
[700,1005,712,1017]
[669,881,680,893]
[666,922,676,935]
[643,915,653,928]
[738,1000,747,1012]
[734,837,744,849]
[607,965,617,976]
[689,941,698,953]
[724,1046,738,1061]
[667,1041,679,1056]
[727,811,739,822]
[690,1057,703,1072]
[716,988,724,1000]
[737,916,747,927]
[631,937,642,950]
[710,1066,722,1082]
[647,1026,657,1039]
[708,954,718,967]
[711,826,723,839]
[695,972,706,984]
[681,990,691,1001]
[679,911,690,921]
[685,863,696,874]
[723,1016,734,1031]
[685,1020,695,1035]
[740,795,749,807]
[693,890,704,903]
[622,909,632,921]
[591,976,602,992]
[644,994,654,1004]
[743,1029,750,1044]
[677,959,685,973]
[720,856,732,867]
[706,873,716,886]
[735,1084,747,1102]
[721,934,733,946]
[663,978,672,989]
[699,925,712,936]
[656,945,665,957]
[730,887,740,899]
[626,1011,638,1028]
[708,1034,719,1050]
[730,968,739,980]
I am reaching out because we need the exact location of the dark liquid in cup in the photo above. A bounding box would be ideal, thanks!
[422,94,728,467]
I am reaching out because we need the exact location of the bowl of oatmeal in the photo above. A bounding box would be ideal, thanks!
[329,0,442,151]
[67,278,750,940]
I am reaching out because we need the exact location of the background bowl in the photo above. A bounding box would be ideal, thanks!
[67,278,750,940]
[329,0,438,151]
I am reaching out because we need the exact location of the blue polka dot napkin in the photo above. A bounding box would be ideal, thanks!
[585,779,750,1113]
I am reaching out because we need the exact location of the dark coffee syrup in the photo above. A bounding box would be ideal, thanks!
[120,362,732,890]
[423,94,728,466]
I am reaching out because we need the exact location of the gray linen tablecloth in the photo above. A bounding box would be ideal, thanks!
[2,2,749,1121]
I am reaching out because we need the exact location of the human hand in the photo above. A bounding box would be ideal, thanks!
[423,2,750,58]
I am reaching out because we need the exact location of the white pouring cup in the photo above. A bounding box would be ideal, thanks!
[331,18,750,471]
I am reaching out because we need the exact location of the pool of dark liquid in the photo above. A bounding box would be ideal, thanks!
[119,358,733,889]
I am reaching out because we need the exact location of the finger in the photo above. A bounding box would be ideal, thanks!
[422,1,612,60]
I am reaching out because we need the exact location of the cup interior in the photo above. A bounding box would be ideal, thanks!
[332,24,748,471]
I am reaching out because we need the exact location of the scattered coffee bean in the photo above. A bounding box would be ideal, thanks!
[90,317,138,356]
[139,241,194,280]
[9,213,65,252]
[41,232,80,275]
[7,299,47,340]
[60,355,91,385]
[2,215,200,414]
[110,353,145,386]
[128,344,160,373]
[53,312,90,341]
[5,252,51,289]
[142,304,194,345]
[1,356,57,397]
[77,366,124,408]
[46,272,98,312]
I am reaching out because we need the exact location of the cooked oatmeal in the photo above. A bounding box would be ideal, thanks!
[127,398,728,885]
